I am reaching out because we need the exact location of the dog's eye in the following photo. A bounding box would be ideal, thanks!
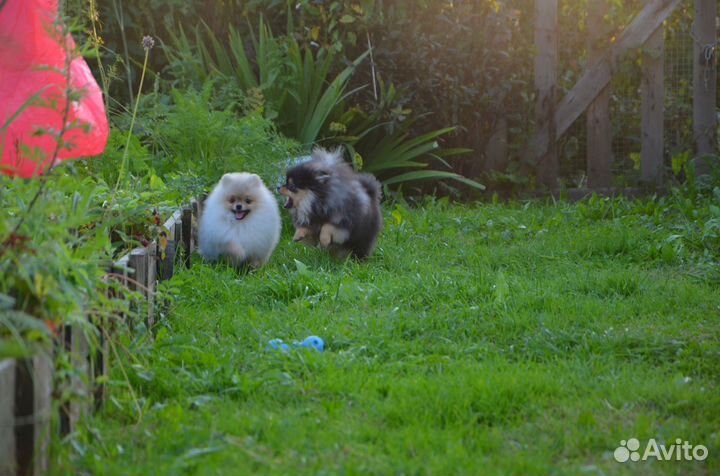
[287,183,297,192]
[228,196,236,204]
[244,198,253,204]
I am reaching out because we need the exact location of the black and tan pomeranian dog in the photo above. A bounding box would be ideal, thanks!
[278,147,382,259]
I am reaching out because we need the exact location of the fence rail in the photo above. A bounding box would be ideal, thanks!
[480,0,717,191]
[0,200,202,476]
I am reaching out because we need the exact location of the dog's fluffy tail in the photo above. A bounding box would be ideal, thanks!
[312,145,382,202]
[358,173,382,203]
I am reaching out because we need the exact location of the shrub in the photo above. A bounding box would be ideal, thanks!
[164,20,369,148]
[162,21,484,190]
[90,83,300,199]
[0,173,124,358]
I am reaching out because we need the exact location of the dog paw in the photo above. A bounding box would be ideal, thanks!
[293,227,309,242]
[320,224,349,248]
[226,241,246,259]
[332,228,349,245]
[319,226,333,247]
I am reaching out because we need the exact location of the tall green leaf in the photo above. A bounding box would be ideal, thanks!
[382,170,485,190]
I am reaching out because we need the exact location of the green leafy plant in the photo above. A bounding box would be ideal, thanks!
[165,20,368,147]
[334,81,484,190]
[162,16,483,191]
[0,174,123,358]
[147,85,299,187]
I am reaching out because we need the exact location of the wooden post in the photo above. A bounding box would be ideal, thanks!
[127,245,156,327]
[146,243,157,328]
[483,118,509,173]
[641,19,665,185]
[0,359,15,476]
[158,211,181,281]
[59,325,90,436]
[587,0,613,188]
[534,0,559,189]
[127,248,148,295]
[193,195,205,252]
[14,354,52,476]
[182,207,193,269]
[522,0,683,167]
[112,255,130,289]
[173,213,183,245]
[481,11,511,174]
[91,323,109,411]
[127,247,148,328]
[157,232,175,282]
[111,254,132,331]
[693,0,717,175]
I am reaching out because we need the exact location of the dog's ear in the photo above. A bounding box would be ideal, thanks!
[221,173,232,185]
[312,146,344,166]
[315,170,331,183]
[249,173,262,185]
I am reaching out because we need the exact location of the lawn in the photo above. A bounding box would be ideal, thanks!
[60,196,719,476]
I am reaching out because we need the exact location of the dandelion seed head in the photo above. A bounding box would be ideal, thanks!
[142,35,155,50]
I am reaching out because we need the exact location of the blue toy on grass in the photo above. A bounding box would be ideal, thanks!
[268,335,324,352]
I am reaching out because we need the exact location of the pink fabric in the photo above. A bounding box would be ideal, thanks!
[0,0,108,177]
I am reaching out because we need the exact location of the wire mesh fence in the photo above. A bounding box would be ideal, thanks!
[552,2,715,187]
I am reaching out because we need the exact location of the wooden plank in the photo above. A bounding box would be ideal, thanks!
[481,12,511,174]
[587,0,613,188]
[128,245,156,327]
[113,254,130,285]
[173,215,183,245]
[127,247,147,293]
[15,354,52,476]
[163,210,182,232]
[94,262,122,411]
[181,208,192,269]
[483,118,509,172]
[534,0,559,189]
[146,243,157,328]
[91,323,109,411]
[127,247,149,329]
[0,359,15,476]
[192,199,200,218]
[641,22,665,185]
[692,0,717,175]
[110,254,132,331]
[522,0,683,166]
[157,231,176,282]
[59,325,90,436]
[192,195,206,253]
[158,210,181,281]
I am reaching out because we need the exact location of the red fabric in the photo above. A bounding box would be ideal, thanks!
[0,0,108,177]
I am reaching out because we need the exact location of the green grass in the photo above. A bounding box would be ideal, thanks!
[59,196,720,475]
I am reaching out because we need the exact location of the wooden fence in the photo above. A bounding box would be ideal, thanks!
[497,0,717,191]
[0,199,203,476]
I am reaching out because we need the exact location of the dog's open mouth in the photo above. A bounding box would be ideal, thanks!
[234,209,250,220]
[283,196,294,209]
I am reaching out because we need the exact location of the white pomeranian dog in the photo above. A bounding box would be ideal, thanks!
[199,172,281,268]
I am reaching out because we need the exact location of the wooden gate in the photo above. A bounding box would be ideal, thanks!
[523,0,717,190]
